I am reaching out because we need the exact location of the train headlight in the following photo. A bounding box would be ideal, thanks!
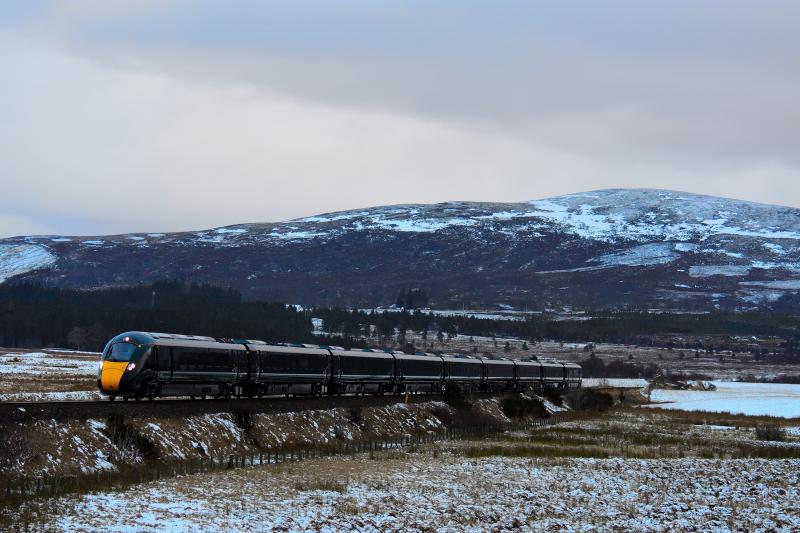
[127,362,136,372]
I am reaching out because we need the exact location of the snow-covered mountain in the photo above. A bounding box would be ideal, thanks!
[3,189,800,311]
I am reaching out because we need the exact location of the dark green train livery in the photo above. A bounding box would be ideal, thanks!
[98,331,581,400]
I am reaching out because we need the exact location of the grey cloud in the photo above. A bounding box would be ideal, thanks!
[23,1,799,164]
[1,1,800,237]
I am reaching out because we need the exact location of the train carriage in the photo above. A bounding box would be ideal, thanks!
[514,359,543,390]
[482,357,516,391]
[330,348,394,394]
[441,354,483,392]
[248,342,330,397]
[392,352,444,393]
[563,362,582,389]
[541,361,566,389]
[99,332,247,399]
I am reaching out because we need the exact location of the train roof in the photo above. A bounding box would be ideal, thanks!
[441,353,482,363]
[483,357,515,365]
[329,348,394,359]
[143,331,217,342]
[108,332,246,351]
[393,352,445,362]
[249,344,330,355]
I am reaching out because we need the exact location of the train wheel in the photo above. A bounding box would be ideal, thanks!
[122,397,128,402]
[108,396,116,402]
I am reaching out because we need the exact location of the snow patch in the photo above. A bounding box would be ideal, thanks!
[763,242,787,255]
[0,244,57,283]
[689,265,751,277]
[739,280,800,290]
[591,243,678,267]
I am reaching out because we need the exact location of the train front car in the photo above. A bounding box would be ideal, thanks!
[97,332,156,399]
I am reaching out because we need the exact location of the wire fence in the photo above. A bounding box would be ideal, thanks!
[1,412,574,503]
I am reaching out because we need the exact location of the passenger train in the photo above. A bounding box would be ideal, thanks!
[98,331,581,400]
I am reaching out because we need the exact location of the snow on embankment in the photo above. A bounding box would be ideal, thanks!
[1,400,516,479]
[0,243,56,282]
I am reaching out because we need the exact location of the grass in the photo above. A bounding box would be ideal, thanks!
[754,425,786,441]
[452,408,800,460]
[294,478,349,493]
[463,444,611,459]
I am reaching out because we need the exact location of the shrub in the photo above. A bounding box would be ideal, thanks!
[0,430,31,470]
[234,409,254,432]
[754,425,786,442]
[443,383,468,408]
[106,413,158,460]
[543,389,563,406]
[348,406,363,425]
[428,403,453,425]
[571,389,614,411]
[499,394,549,419]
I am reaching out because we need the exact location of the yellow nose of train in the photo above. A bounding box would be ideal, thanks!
[100,361,128,392]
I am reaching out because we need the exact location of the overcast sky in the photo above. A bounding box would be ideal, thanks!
[2,1,799,237]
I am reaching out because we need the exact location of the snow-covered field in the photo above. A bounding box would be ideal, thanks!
[582,378,649,389]
[648,382,800,418]
[0,350,99,399]
[0,351,98,375]
[4,406,800,530]
[9,454,799,531]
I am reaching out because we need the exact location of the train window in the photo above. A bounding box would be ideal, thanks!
[403,358,441,377]
[341,355,391,375]
[262,351,327,375]
[107,342,137,362]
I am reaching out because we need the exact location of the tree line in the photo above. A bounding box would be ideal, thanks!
[313,306,800,362]
[0,282,364,351]
[2,281,800,361]
[313,306,800,342]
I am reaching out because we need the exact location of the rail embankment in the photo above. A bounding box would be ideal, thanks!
[0,393,580,501]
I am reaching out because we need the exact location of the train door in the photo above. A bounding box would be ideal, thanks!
[328,353,340,394]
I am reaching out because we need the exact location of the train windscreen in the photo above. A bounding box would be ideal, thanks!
[106,342,137,362]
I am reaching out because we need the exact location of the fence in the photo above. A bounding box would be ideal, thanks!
[1,413,572,503]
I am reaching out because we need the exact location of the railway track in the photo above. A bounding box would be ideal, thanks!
[0,391,494,421]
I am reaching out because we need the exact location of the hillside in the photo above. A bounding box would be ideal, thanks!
[2,189,800,312]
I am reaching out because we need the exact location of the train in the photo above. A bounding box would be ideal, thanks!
[98,331,582,400]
